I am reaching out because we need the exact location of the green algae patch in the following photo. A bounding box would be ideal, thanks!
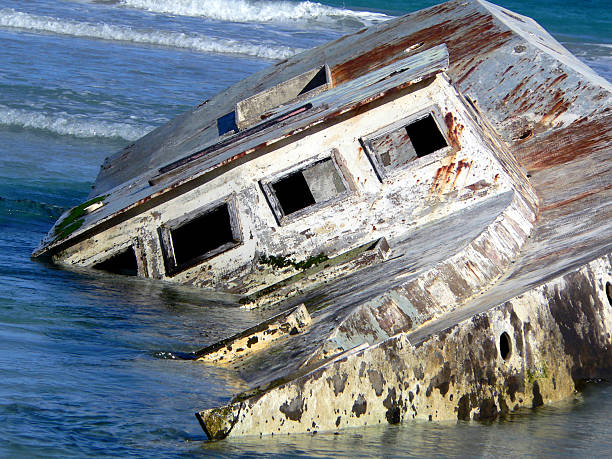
[259,253,329,271]
[54,219,84,242]
[53,195,107,242]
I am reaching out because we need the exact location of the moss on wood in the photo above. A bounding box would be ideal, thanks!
[53,195,106,242]
[259,253,329,271]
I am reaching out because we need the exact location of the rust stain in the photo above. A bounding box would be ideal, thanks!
[431,162,455,193]
[452,159,472,189]
[502,79,527,104]
[498,70,576,127]
[332,10,513,87]
[444,112,464,149]
[466,180,489,192]
[457,62,479,86]
[539,91,575,126]
[515,115,612,171]
[547,73,568,89]
[431,156,472,194]
[464,260,482,282]
[541,183,612,212]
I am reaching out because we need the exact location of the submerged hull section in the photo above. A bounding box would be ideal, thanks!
[33,0,612,439]
[199,256,612,437]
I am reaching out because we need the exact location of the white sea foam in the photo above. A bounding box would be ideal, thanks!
[119,0,390,25]
[0,106,153,140]
[0,9,300,59]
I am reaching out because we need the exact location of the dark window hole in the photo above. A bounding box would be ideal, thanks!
[518,129,532,140]
[606,282,612,307]
[499,332,512,361]
[171,204,235,267]
[406,114,448,157]
[272,171,316,216]
[362,112,448,178]
[267,158,346,219]
[93,246,138,276]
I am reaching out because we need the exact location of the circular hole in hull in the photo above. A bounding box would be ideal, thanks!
[500,332,512,361]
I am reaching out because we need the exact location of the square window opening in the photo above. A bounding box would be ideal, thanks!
[406,114,448,157]
[272,171,316,216]
[264,157,347,221]
[362,111,449,179]
[170,203,237,268]
[93,246,138,276]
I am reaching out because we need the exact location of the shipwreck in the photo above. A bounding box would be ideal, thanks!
[33,0,612,440]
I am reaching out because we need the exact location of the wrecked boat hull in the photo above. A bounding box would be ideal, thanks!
[33,0,612,439]
[192,0,612,439]
[198,256,612,438]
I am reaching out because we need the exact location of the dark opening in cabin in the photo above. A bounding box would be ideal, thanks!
[272,172,316,216]
[236,65,330,130]
[362,112,449,179]
[406,114,447,157]
[499,332,512,360]
[171,203,235,267]
[93,246,138,276]
[265,158,347,220]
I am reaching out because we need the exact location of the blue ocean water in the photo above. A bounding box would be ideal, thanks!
[0,0,610,456]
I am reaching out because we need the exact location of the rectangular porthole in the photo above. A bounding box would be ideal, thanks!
[261,156,349,224]
[272,171,316,215]
[361,110,449,180]
[159,198,241,275]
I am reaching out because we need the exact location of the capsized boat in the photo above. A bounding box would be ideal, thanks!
[33,0,612,439]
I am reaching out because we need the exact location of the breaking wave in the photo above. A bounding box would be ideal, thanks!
[0,9,300,59]
[0,106,153,140]
[119,0,391,25]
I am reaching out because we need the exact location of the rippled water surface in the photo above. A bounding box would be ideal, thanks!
[0,0,610,456]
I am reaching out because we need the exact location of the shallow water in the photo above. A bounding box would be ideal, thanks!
[0,0,610,456]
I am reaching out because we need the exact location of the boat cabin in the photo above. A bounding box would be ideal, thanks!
[33,44,518,306]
